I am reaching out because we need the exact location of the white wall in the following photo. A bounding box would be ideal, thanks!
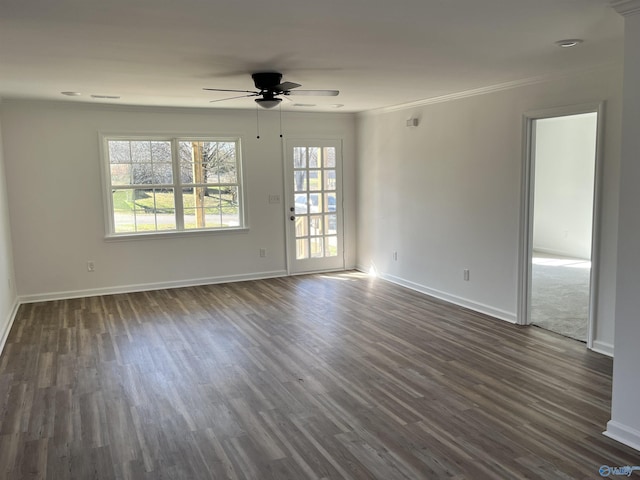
[0,113,18,351]
[532,113,597,259]
[607,5,640,453]
[0,101,356,300]
[356,65,622,353]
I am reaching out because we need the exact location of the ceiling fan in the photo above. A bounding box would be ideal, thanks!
[204,72,339,109]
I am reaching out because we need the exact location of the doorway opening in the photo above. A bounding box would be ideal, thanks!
[519,105,602,346]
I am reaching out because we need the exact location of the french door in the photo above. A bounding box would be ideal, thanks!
[285,139,344,274]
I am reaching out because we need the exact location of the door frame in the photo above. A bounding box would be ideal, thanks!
[282,137,345,275]
[517,102,605,350]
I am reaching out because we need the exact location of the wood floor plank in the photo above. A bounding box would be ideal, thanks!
[0,271,639,479]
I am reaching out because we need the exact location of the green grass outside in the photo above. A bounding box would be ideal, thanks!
[113,190,238,215]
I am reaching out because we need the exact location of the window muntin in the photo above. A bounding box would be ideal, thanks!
[103,137,244,236]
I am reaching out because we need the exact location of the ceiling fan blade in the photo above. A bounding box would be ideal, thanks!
[209,94,258,103]
[203,88,258,94]
[275,81,301,91]
[287,89,339,96]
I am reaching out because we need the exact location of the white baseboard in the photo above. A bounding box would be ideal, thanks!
[604,420,640,453]
[19,270,289,304]
[592,340,614,357]
[0,297,20,354]
[356,267,516,323]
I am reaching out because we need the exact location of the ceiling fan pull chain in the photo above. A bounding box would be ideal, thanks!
[279,103,283,138]
[256,105,260,139]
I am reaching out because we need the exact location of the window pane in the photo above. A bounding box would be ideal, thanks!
[132,163,154,185]
[183,187,236,229]
[179,142,195,183]
[309,147,320,168]
[112,190,135,233]
[324,147,336,168]
[152,163,173,184]
[110,164,132,186]
[109,141,131,164]
[131,141,151,163]
[294,171,307,192]
[131,189,176,232]
[183,208,197,229]
[207,141,237,183]
[221,186,239,217]
[106,137,243,235]
[294,147,306,168]
[184,187,216,229]
[179,141,238,185]
[151,141,171,163]
[223,206,240,227]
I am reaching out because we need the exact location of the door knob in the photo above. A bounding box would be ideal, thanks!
[290,216,295,221]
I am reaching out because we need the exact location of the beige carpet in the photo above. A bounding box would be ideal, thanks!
[530,251,591,342]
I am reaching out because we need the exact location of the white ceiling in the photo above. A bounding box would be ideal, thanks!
[0,0,623,113]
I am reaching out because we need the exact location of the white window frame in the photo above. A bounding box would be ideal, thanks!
[99,134,247,239]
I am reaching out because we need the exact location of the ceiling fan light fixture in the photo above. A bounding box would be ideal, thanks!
[555,39,583,48]
[255,97,282,109]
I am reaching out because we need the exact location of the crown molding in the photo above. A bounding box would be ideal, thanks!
[358,62,622,116]
[610,0,640,16]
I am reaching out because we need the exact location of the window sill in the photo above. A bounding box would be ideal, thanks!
[104,227,249,242]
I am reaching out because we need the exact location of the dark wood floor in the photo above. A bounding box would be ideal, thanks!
[0,272,638,479]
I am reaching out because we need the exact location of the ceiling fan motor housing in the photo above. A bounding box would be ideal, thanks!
[252,72,283,91]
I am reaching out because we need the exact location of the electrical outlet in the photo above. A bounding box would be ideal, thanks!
[87,261,95,272]
[463,269,470,281]
[393,251,398,261]
[259,248,267,258]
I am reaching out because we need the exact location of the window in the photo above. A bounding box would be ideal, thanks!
[102,137,245,236]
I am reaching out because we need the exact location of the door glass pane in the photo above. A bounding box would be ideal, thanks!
[296,239,309,260]
[295,194,309,214]
[324,170,336,191]
[324,147,336,168]
[309,170,321,191]
[294,147,306,168]
[309,193,322,213]
[324,193,336,213]
[325,214,337,235]
[310,215,323,236]
[295,217,308,238]
[294,171,307,192]
[308,148,320,168]
[310,237,324,258]
[325,236,338,257]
